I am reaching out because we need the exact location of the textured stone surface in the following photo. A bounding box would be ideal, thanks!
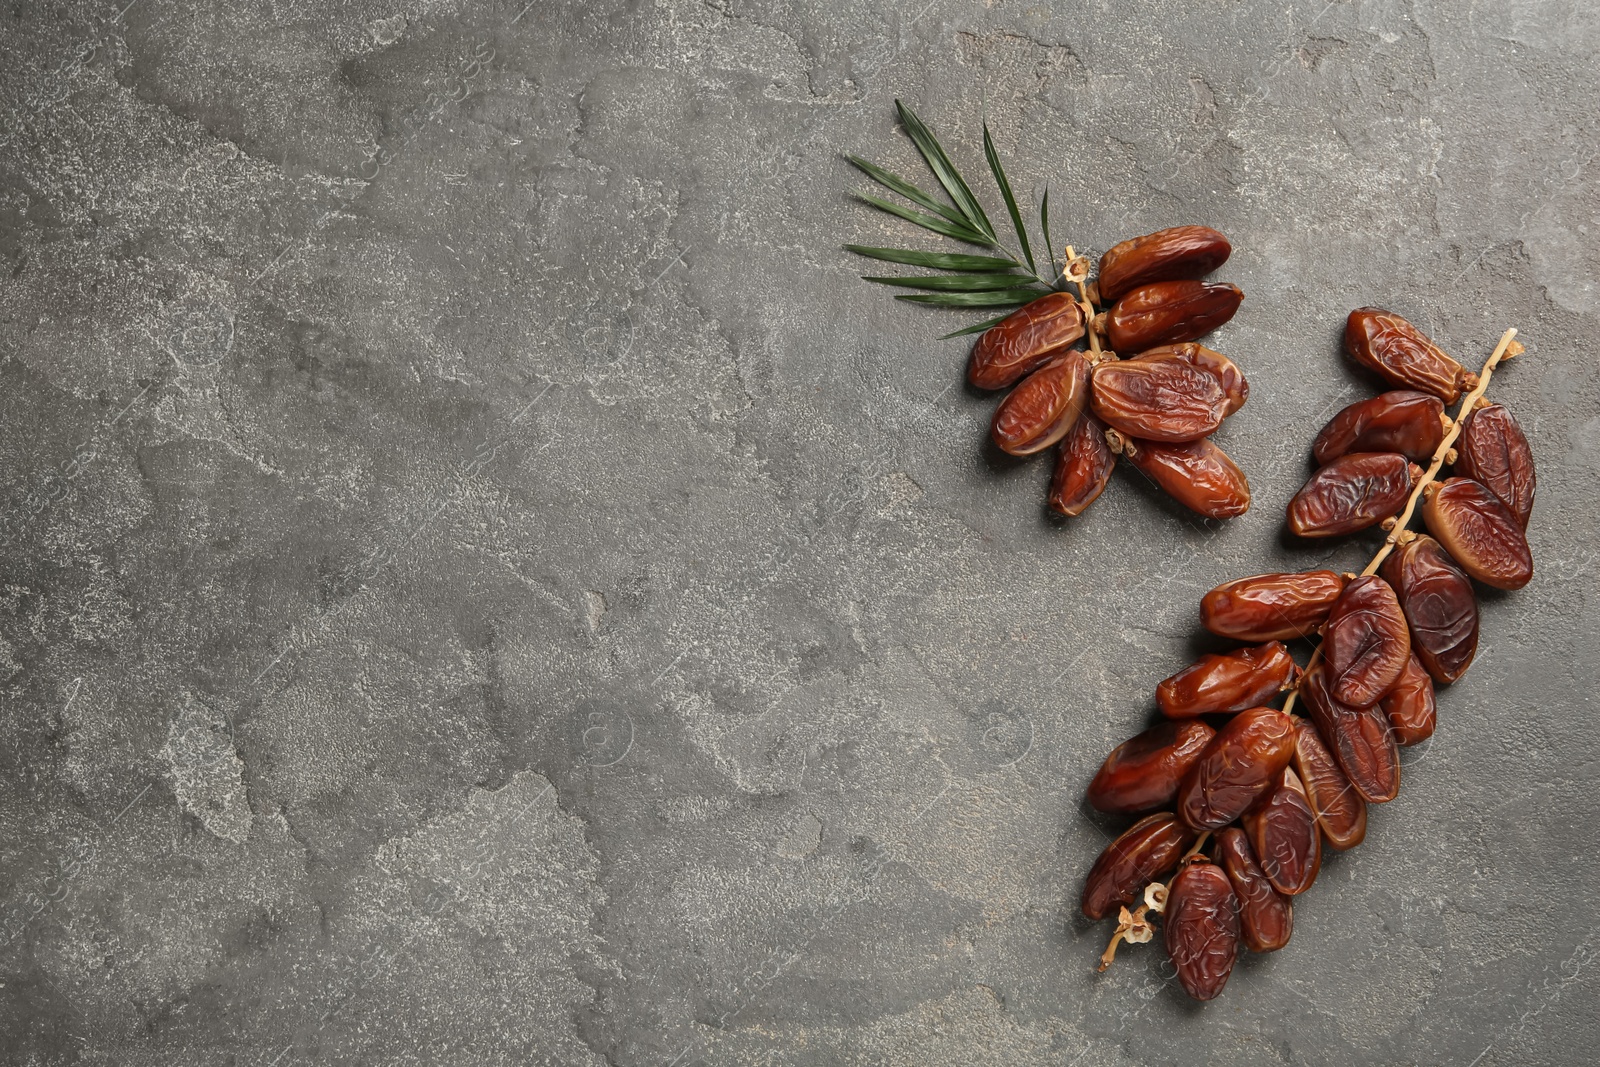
[2,1,1597,1064]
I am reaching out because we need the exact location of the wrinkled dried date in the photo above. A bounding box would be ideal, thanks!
[1048,412,1115,516]
[1300,660,1400,804]
[1090,355,1228,442]
[1176,706,1297,830]
[1164,860,1241,1001]
[1081,812,1195,920]
[1380,534,1479,684]
[1291,717,1367,850]
[1098,226,1232,303]
[991,349,1089,456]
[1120,436,1251,519]
[1455,403,1536,528]
[1130,343,1248,415]
[1312,390,1447,465]
[1243,768,1321,896]
[1087,720,1216,815]
[1157,641,1297,718]
[1288,452,1420,538]
[1200,570,1349,642]
[1217,826,1293,953]
[1422,477,1533,590]
[1322,575,1411,707]
[1345,307,1478,403]
[1380,653,1437,746]
[1105,280,1243,353]
[968,293,1086,390]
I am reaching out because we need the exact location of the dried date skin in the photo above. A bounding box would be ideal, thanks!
[1217,827,1293,953]
[1422,477,1534,591]
[991,349,1090,456]
[1157,641,1297,718]
[1201,570,1349,642]
[1300,660,1400,804]
[1380,653,1437,746]
[1129,343,1248,415]
[1176,706,1297,830]
[1048,412,1115,516]
[1243,768,1322,896]
[1080,812,1195,920]
[1087,720,1216,814]
[1164,861,1241,1001]
[1291,717,1367,850]
[1105,280,1244,353]
[1287,452,1420,538]
[1456,403,1536,527]
[1098,225,1232,303]
[1312,390,1447,466]
[1380,534,1479,683]
[1345,307,1477,403]
[969,293,1086,390]
[1121,436,1251,520]
[1090,355,1228,442]
[1322,574,1412,707]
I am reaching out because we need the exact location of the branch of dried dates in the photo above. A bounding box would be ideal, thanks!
[1082,310,1536,1001]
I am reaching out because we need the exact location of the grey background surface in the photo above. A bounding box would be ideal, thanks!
[1,1,1597,1064]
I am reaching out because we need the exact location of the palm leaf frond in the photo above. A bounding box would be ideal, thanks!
[843,245,1020,271]
[983,124,1034,273]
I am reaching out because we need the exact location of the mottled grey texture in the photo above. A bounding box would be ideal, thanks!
[1,0,1596,1064]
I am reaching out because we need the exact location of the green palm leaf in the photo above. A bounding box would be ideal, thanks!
[846,155,971,230]
[939,312,1016,340]
[1041,186,1058,285]
[862,273,1035,291]
[855,193,991,245]
[895,100,995,241]
[983,124,1034,273]
[895,286,1047,307]
[843,245,1020,271]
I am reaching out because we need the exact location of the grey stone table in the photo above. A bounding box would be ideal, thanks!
[2,1,1596,1064]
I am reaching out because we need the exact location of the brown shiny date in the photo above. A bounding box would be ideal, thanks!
[1105,280,1244,353]
[1380,534,1479,683]
[1380,653,1437,746]
[1322,574,1411,707]
[1048,412,1115,516]
[1201,570,1349,642]
[991,349,1089,456]
[1157,641,1297,718]
[1300,660,1400,804]
[1291,717,1367,850]
[1081,812,1195,920]
[1087,720,1216,814]
[1176,706,1297,830]
[1345,307,1478,403]
[1455,403,1536,528]
[1164,860,1241,1001]
[1422,477,1533,591]
[1090,354,1227,442]
[1120,436,1251,519]
[969,293,1086,390]
[1312,390,1447,466]
[1217,827,1292,953]
[1098,225,1232,303]
[1129,343,1248,415]
[1287,452,1420,538]
[1243,768,1321,896]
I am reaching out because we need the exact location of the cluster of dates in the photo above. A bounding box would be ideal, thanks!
[1079,309,1535,1001]
[971,226,1255,519]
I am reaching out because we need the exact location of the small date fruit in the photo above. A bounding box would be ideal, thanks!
[1176,706,1297,830]
[1120,436,1251,519]
[1322,575,1411,707]
[1288,452,1420,538]
[1129,343,1248,415]
[1291,717,1367,850]
[1098,225,1232,303]
[1087,720,1216,815]
[969,293,1086,390]
[1243,768,1322,896]
[1105,280,1244,353]
[1380,653,1437,746]
[1156,641,1297,718]
[1090,354,1228,442]
[1455,403,1536,528]
[1081,812,1195,920]
[1048,412,1115,516]
[991,349,1089,456]
[1345,307,1478,403]
[1312,390,1447,466]
[1164,860,1241,1001]
[1422,477,1533,590]
[1200,570,1348,642]
[1217,827,1293,953]
[1300,660,1400,804]
[1380,534,1479,684]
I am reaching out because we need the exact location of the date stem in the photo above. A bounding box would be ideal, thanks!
[1099,832,1211,972]
[1064,246,1105,358]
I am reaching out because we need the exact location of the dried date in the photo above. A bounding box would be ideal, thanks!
[1455,403,1535,527]
[1156,641,1297,718]
[968,292,1086,390]
[1422,477,1533,590]
[1345,307,1478,403]
[1119,436,1251,519]
[1380,534,1479,683]
[1104,280,1243,353]
[1176,706,1297,830]
[1129,343,1248,415]
[1322,575,1411,707]
[1287,452,1420,538]
[1164,861,1241,1001]
[1300,660,1400,804]
[1081,812,1195,920]
[1312,390,1447,466]
[1090,354,1228,442]
[1243,768,1321,896]
[1087,720,1216,815]
[1048,412,1115,516]
[991,349,1089,456]
[1379,653,1436,746]
[1098,225,1232,303]
[1291,717,1367,850]
[1217,827,1293,953]
[1200,570,1348,642]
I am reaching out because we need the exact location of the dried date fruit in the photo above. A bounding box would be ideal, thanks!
[1243,768,1321,896]
[968,293,1086,390]
[1090,355,1228,442]
[1200,570,1348,642]
[1104,280,1244,352]
[1312,390,1447,466]
[1176,706,1297,830]
[1217,827,1293,952]
[1288,452,1420,538]
[1129,343,1248,415]
[1379,653,1436,745]
[1087,720,1216,815]
[1300,660,1400,804]
[1048,412,1115,516]
[1380,534,1479,683]
[1345,307,1478,403]
[1455,403,1535,527]
[1098,225,1232,303]
[1119,436,1251,519]
[1291,717,1367,850]
[1422,477,1533,590]
[1156,641,1297,718]
[991,349,1090,456]
[1322,575,1411,706]
[1164,860,1241,1001]
[1081,812,1195,920]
